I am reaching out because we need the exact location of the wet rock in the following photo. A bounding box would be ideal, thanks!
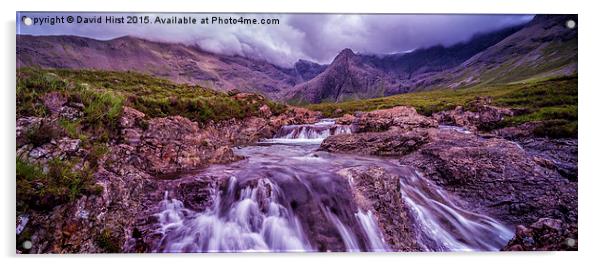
[335,114,355,125]
[492,120,577,182]
[320,129,429,156]
[514,138,577,182]
[209,146,244,164]
[136,116,208,176]
[270,106,322,126]
[433,97,513,131]
[338,166,421,251]
[399,129,577,226]
[502,218,577,251]
[17,101,313,253]
[174,177,219,212]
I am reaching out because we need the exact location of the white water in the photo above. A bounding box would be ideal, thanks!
[261,119,352,144]
[399,171,514,251]
[152,120,513,252]
[356,210,389,251]
[155,178,310,252]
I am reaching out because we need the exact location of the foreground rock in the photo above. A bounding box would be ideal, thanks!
[399,128,577,227]
[324,104,577,250]
[502,218,577,251]
[338,166,421,251]
[493,122,578,181]
[16,100,321,253]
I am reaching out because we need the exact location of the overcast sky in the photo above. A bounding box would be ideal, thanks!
[17,12,534,67]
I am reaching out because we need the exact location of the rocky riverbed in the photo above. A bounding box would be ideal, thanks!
[16,97,577,253]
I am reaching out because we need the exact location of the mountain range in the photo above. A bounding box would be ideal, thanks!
[17,14,577,104]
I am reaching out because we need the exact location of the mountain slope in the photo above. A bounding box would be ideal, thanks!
[286,15,576,104]
[399,14,578,91]
[285,48,402,103]
[17,15,577,104]
[17,35,325,99]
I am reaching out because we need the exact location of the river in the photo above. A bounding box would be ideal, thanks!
[152,119,513,252]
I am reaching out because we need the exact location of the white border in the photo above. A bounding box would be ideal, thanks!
[3,1,600,266]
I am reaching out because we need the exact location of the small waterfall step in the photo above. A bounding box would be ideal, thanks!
[262,119,352,144]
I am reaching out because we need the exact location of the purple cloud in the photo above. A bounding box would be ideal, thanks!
[17,12,534,67]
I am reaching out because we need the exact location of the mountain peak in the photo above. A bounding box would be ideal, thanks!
[336,48,356,58]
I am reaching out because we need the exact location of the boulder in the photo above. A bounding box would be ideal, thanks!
[119,107,145,129]
[209,146,244,164]
[399,129,577,226]
[138,116,207,177]
[337,166,421,251]
[320,129,430,156]
[433,97,513,131]
[353,106,438,132]
[41,92,67,114]
[335,114,355,125]
[502,218,577,251]
[493,121,544,140]
[16,117,43,147]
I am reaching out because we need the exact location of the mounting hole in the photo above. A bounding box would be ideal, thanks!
[566,19,576,29]
[22,240,32,249]
[566,238,576,247]
[22,16,32,26]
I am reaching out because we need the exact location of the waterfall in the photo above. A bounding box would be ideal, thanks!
[355,210,388,252]
[154,178,310,252]
[399,171,514,251]
[262,119,351,144]
[150,120,514,253]
[323,208,362,252]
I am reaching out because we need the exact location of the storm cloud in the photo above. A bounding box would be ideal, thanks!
[17,12,534,67]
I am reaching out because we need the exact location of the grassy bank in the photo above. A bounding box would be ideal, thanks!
[305,76,577,138]
[16,67,287,212]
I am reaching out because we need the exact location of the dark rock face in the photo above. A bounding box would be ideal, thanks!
[320,129,429,156]
[493,122,578,182]
[294,59,328,81]
[519,138,578,181]
[286,48,399,103]
[399,129,577,227]
[502,218,577,251]
[338,166,421,251]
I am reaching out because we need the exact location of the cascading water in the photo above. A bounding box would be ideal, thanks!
[155,178,310,252]
[152,120,513,252]
[263,119,352,144]
[397,170,514,251]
